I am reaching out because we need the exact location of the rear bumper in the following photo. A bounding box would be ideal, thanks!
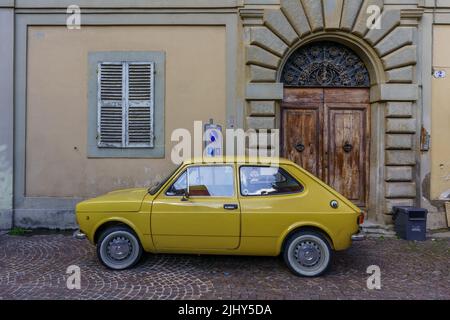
[351,231,366,241]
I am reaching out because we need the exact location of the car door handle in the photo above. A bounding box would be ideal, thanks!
[224,204,239,210]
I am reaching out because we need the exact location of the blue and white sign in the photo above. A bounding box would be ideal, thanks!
[434,70,447,79]
[204,122,223,157]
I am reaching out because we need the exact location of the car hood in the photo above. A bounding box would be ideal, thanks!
[76,188,149,213]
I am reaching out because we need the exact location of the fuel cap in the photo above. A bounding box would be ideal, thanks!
[330,200,339,209]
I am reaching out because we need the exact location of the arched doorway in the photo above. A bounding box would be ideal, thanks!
[281,41,371,208]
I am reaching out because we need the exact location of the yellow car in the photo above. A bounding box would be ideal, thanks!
[76,157,364,277]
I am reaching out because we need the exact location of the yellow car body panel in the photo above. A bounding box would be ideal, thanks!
[75,157,361,256]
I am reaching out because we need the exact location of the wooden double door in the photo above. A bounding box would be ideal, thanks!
[282,88,370,207]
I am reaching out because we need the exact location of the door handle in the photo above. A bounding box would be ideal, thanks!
[295,143,305,153]
[224,204,239,210]
[343,142,353,153]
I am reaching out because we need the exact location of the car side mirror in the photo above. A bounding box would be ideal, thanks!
[181,190,190,202]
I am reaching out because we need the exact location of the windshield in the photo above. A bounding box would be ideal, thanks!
[148,165,181,195]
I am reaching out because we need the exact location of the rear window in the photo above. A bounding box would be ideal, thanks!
[240,166,304,196]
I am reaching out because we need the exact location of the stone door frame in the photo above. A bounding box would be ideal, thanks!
[241,1,423,224]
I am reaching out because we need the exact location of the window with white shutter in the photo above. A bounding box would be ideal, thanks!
[88,51,165,158]
[97,61,155,148]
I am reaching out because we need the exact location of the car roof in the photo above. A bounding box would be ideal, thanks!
[180,157,361,213]
[183,156,294,165]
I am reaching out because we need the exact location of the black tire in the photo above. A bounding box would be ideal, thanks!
[96,225,143,270]
[283,230,333,277]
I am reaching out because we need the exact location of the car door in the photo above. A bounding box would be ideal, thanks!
[151,164,241,250]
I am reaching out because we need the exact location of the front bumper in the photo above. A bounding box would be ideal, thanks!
[73,229,86,240]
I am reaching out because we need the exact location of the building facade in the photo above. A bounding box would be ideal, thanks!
[0,0,449,230]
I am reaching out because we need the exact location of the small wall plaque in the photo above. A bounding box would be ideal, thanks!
[433,70,447,79]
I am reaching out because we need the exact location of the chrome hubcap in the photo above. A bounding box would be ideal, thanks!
[294,241,322,267]
[107,236,132,261]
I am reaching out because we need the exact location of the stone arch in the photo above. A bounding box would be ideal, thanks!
[280,40,371,87]
[246,1,416,85]
[276,31,387,87]
[243,0,421,225]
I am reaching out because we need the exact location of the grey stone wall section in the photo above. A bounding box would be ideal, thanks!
[246,45,281,69]
[14,210,79,230]
[386,118,416,133]
[385,150,416,166]
[264,9,298,45]
[341,0,363,31]
[250,27,289,57]
[242,0,423,224]
[246,83,284,100]
[378,84,418,101]
[365,9,401,45]
[374,27,415,57]
[385,198,414,213]
[248,101,276,116]
[385,182,416,198]
[247,117,276,130]
[301,0,324,32]
[280,0,311,37]
[249,65,277,82]
[352,0,384,37]
[0,7,14,230]
[386,167,413,182]
[386,102,413,118]
[323,0,344,30]
[8,0,239,8]
[386,134,413,149]
[382,45,417,70]
[386,66,414,83]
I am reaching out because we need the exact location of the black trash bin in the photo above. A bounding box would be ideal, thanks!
[393,206,428,241]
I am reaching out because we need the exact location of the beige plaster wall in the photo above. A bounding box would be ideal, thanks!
[431,26,450,200]
[26,26,226,198]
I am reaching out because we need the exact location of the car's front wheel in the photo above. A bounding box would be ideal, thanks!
[283,230,332,277]
[97,226,143,270]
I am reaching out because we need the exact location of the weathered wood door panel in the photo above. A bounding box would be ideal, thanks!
[282,88,370,207]
[283,108,321,177]
[323,88,370,104]
[282,89,323,178]
[325,105,368,206]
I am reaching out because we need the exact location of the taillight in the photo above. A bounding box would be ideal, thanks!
[358,212,365,225]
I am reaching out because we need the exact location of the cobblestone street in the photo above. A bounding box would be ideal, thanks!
[0,233,449,300]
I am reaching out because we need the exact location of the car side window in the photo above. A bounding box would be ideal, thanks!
[240,166,304,196]
[166,171,188,196]
[166,166,235,197]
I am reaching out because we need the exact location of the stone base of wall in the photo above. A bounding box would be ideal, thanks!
[0,209,13,230]
[427,211,448,230]
[14,209,78,230]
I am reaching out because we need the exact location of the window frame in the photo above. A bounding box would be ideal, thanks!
[238,165,305,197]
[165,164,236,199]
[87,51,165,158]
[97,61,155,149]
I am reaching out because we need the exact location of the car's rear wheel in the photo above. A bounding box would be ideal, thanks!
[97,226,143,270]
[283,230,332,277]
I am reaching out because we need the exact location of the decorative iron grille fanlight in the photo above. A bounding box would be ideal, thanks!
[281,41,370,88]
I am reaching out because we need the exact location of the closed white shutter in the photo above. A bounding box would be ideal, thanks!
[97,61,155,148]
[126,62,155,148]
[98,63,125,147]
